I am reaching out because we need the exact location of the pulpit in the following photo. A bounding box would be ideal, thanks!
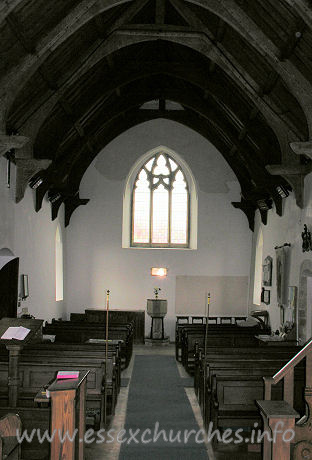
[49,371,89,460]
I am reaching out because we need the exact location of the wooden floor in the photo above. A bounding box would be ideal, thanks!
[85,344,262,460]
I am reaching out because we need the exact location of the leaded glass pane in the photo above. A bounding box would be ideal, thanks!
[132,152,189,247]
[153,155,169,175]
[133,170,150,243]
[171,170,187,244]
[152,184,169,243]
[169,158,177,171]
[145,158,154,171]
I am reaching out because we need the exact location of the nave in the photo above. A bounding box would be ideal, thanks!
[86,345,262,460]
[0,308,309,460]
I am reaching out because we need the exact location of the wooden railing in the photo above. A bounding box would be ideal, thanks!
[263,338,312,460]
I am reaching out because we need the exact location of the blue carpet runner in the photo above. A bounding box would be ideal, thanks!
[119,355,208,459]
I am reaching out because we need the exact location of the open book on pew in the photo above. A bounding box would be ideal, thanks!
[1,326,30,340]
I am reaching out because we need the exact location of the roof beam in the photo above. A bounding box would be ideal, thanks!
[0,0,26,24]
[0,0,304,145]
[24,65,279,164]
[13,28,301,151]
[283,0,312,31]
[61,108,255,197]
[102,0,150,36]
[156,0,166,24]
[6,12,35,54]
[52,85,283,207]
[185,0,312,136]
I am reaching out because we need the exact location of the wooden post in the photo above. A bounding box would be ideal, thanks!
[268,417,297,460]
[6,344,21,407]
[256,400,299,460]
[264,377,273,400]
[283,368,294,406]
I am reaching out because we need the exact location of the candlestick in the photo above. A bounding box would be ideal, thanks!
[104,289,110,425]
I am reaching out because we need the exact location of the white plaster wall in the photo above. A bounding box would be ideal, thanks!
[0,157,66,321]
[65,120,252,340]
[249,172,312,335]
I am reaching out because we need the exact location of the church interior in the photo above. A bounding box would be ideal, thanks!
[0,0,312,459]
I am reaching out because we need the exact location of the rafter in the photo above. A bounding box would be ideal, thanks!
[283,0,312,31]
[156,0,166,24]
[11,27,302,161]
[184,0,312,135]
[2,0,311,141]
[6,12,35,54]
[47,84,285,208]
[64,108,256,197]
[2,1,304,151]
[30,64,280,164]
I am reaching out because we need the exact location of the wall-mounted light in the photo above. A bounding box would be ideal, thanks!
[151,267,167,277]
[48,192,62,203]
[18,274,29,308]
[29,176,43,189]
[257,199,272,211]
[20,274,29,300]
[5,150,14,188]
[276,185,289,198]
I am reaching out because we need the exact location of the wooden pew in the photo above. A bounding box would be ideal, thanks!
[0,407,49,460]
[194,345,303,402]
[0,354,116,429]
[208,370,304,445]
[175,316,249,361]
[193,344,304,443]
[23,342,122,390]
[43,320,133,367]
[203,360,305,431]
[0,413,21,460]
[182,327,261,373]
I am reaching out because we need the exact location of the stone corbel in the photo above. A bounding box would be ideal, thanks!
[0,135,30,157]
[15,158,51,203]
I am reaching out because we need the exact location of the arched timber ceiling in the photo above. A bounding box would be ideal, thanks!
[1,0,312,229]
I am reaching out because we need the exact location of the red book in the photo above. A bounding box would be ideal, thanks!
[56,371,79,379]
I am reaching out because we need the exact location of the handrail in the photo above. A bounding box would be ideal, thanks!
[270,338,312,384]
[264,338,312,403]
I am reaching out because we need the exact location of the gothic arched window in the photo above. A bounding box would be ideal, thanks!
[131,152,189,247]
[55,225,64,301]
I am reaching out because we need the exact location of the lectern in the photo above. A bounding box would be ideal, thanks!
[49,371,89,460]
[0,318,43,407]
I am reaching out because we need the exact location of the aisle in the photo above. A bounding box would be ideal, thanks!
[119,355,208,459]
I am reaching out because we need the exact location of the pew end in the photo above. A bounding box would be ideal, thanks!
[0,413,21,460]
